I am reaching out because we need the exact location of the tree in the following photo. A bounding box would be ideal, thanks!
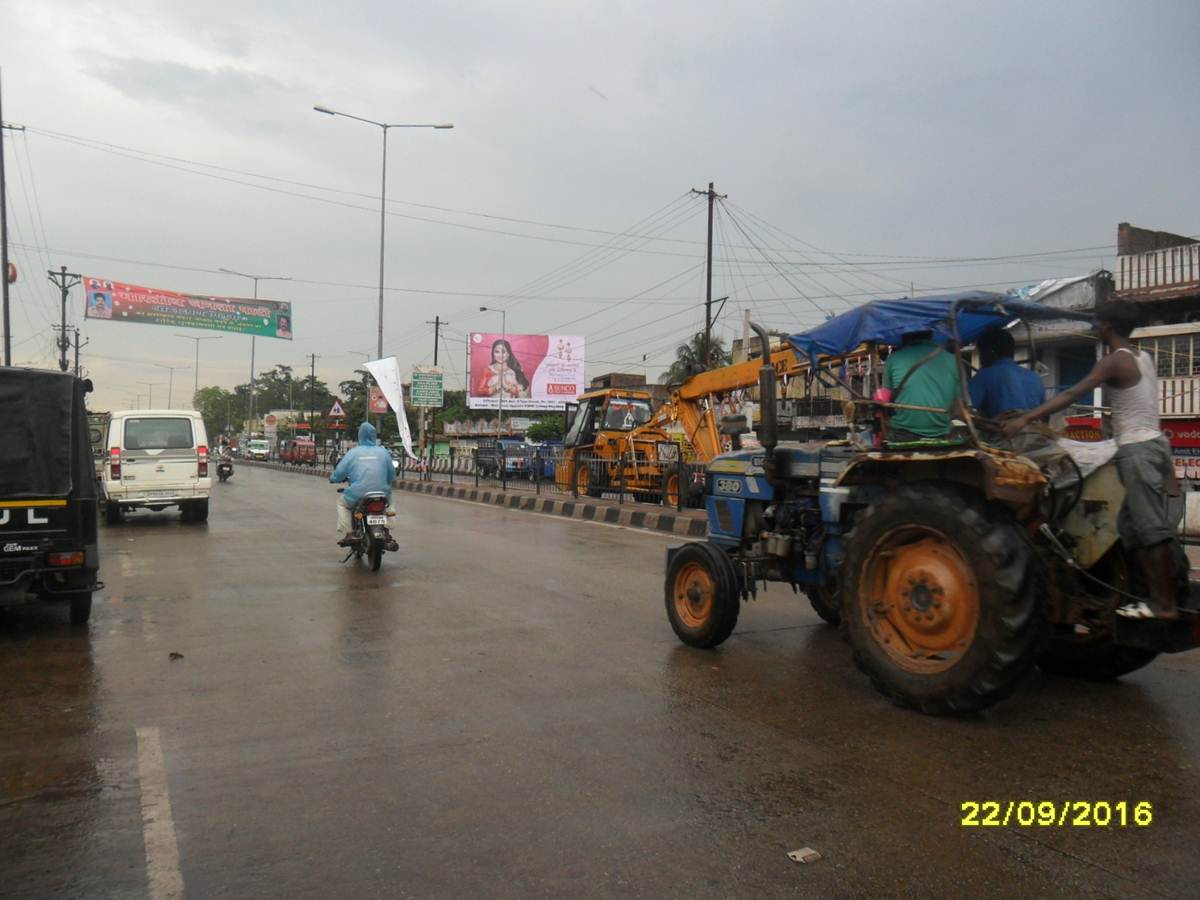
[526,415,565,442]
[193,386,240,440]
[660,332,732,385]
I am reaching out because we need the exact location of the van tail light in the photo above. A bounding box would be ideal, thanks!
[198,445,208,478]
[48,551,85,567]
[364,497,387,515]
[110,447,122,480]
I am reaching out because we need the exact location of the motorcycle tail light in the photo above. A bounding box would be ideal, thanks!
[197,445,208,478]
[364,498,387,514]
[110,447,122,480]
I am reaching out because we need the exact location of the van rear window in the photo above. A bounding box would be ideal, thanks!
[124,418,194,451]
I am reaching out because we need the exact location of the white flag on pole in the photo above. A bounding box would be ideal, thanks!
[363,356,415,458]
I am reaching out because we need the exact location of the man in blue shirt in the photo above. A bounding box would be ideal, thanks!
[969,329,1045,420]
[329,421,395,544]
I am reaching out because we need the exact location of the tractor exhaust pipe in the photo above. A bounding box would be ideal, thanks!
[749,321,778,481]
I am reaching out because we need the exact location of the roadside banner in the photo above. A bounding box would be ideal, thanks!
[368,385,390,414]
[82,276,293,339]
[363,357,415,457]
[468,333,584,411]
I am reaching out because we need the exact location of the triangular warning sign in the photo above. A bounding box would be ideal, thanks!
[328,399,347,419]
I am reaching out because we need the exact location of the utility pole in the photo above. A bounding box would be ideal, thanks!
[48,265,81,372]
[690,181,726,370]
[306,353,319,432]
[1,71,25,367]
[72,328,88,377]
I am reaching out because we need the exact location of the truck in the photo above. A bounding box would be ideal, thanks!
[665,296,1200,715]
[1,368,101,625]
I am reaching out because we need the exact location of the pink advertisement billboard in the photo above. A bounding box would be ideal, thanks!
[467,333,585,411]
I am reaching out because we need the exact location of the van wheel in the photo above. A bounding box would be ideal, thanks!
[105,503,123,525]
[67,591,93,626]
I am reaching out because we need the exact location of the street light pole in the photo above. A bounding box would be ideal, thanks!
[479,307,507,437]
[313,105,453,358]
[218,268,290,432]
[153,363,190,408]
[175,333,222,404]
[137,381,162,409]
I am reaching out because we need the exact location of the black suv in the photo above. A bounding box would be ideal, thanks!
[0,369,101,625]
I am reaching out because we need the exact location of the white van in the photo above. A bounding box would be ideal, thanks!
[100,410,212,523]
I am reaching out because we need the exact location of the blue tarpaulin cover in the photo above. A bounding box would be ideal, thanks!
[786,291,1095,364]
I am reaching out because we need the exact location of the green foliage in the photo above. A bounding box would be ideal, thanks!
[660,332,733,385]
[193,386,240,440]
[526,415,565,442]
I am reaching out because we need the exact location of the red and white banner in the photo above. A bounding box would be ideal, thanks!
[467,333,585,411]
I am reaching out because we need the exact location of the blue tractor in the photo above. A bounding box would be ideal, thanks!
[665,297,1200,715]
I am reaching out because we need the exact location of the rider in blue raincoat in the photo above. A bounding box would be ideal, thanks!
[329,421,395,543]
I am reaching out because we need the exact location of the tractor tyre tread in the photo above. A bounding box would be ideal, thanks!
[665,542,740,648]
[839,483,1044,716]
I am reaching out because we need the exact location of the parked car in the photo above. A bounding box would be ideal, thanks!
[280,438,317,466]
[1,368,101,625]
[475,437,527,478]
[101,409,212,523]
[244,439,270,461]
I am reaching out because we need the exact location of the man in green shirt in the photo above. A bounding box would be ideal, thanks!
[882,330,962,440]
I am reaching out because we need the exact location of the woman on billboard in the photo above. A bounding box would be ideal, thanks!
[475,338,530,399]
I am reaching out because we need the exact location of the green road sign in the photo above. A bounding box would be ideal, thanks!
[411,366,444,408]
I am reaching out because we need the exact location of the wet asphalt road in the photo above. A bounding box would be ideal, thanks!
[2,466,1200,899]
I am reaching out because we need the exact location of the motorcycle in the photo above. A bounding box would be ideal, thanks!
[217,456,234,483]
[338,488,398,571]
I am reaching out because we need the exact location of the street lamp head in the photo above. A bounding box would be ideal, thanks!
[434,123,455,129]
[313,105,336,115]
[479,306,488,312]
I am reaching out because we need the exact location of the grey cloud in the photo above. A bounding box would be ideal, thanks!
[87,58,285,108]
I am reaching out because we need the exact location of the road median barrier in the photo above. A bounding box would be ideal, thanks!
[240,459,707,537]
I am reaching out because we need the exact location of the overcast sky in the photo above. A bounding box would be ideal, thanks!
[2,0,1197,412]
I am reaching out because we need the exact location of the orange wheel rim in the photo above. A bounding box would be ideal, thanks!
[858,528,979,674]
[576,466,590,491]
[674,562,715,628]
[665,474,680,506]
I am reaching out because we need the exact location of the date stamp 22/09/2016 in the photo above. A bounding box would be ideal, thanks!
[961,801,1153,828]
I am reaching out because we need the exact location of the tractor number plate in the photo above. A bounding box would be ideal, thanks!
[715,478,742,494]
[366,515,387,525]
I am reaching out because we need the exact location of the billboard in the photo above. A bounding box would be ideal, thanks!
[82,276,293,339]
[467,333,584,411]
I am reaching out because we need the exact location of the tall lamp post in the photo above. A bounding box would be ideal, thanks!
[218,268,291,432]
[153,363,191,408]
[175,333,223,405]
[313,105,453,359]
[136,381,162,409]
[478,307,507,438]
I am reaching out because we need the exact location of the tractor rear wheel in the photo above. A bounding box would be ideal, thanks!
[665,542,740,648]
[841,483,1043,715]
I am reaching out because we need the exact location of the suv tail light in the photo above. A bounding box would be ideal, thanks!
[198,445,208,478]
[48,551,85,567]
[110,447,122,480]
[364,497,387,514]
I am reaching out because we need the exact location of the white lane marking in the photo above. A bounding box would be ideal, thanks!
[136,726,184,900]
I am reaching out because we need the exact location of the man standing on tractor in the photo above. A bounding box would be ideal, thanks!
[969,328,1046,419]
[1003,301,1183,620]
[882,330,961,441]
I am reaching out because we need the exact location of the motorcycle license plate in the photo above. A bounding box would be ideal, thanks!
[366,515,387,525]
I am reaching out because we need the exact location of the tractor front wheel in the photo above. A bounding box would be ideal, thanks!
[665,543,740,648]
[841,483,1043,715]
